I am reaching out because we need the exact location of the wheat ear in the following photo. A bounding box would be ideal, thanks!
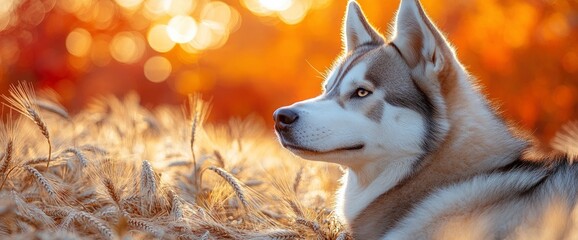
[293,166,303,193]
[27,109,51,169]
[207,166,248,210]
[128,218,164,238]
[289,200,304,218]
[186,94,210,189]
[140,160,157,195]
[76,211,114,240]
[190,100,200,188]
[200,231,210,240]
[335,232,353,240]
[199,223,235,239]
[254,229,302,239]
[63,148,88,168]
[168,190,183,220]
[0,141,13,174]
[213,150,225,168]
[2,82,52,169]
[296,218,326,239]
[103,178,122,212]
[23,165,57,198]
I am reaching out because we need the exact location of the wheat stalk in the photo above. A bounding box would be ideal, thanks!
[23,157,49,166]
[190,101,200,189]
[2,82,52,170]
[207,166,248,210]
[23,165,57,198]
[213,150,225,168]
[80,144,109,155]
[36,99,70,120]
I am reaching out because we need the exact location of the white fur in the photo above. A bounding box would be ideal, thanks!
[288,60,428,225]
[286,61,426,165]
[336,159,415,224]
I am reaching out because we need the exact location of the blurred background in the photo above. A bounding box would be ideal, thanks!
[0,0,576,142]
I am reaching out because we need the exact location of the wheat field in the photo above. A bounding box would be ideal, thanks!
[0,82,349,239]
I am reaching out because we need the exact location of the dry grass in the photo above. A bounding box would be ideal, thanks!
[0,87,347,239]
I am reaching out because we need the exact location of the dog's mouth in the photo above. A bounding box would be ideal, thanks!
[282,142,364,154]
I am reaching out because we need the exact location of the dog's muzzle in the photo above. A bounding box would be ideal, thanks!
[273,107,299,131]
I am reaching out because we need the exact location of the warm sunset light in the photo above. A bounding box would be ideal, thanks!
[167,15,198,43]
[0,0,575,142]
[0,0,577,239]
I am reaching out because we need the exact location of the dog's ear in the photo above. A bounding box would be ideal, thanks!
[392,0,453,69]
[343,1,384,53]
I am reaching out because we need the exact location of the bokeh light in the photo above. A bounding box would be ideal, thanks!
[259,0,293,11]
[66,28,92,57]
[115,0,143,10]
[144,56,172,83]
[167,15,198,43]
[0,0,576,143]
[110,32,146,64]
[148,24,176,53]
[163,0,196,16]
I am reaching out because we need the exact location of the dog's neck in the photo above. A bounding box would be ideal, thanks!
[336,69,528,239]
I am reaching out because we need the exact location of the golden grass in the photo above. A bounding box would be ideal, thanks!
[0,87,349,239]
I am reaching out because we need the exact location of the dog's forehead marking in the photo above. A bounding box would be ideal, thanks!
[321,44,432,125]
[324,45,380,97]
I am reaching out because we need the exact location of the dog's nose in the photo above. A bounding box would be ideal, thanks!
[273,108,299,129]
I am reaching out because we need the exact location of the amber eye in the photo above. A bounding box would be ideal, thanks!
[355,88,371,98]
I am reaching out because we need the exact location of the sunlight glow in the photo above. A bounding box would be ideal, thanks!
[259,0,293,11]
[115,0,144,10]
[163,0,195,16]
[279,0,307,25]
[167,15,198,43]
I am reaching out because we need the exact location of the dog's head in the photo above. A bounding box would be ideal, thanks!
[274,0,455,168]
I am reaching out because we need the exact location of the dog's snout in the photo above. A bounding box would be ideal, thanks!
[274,108,299,129]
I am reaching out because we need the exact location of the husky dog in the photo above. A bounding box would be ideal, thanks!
[274,0,578,239]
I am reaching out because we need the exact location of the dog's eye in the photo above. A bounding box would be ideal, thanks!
[353,88,372,98]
